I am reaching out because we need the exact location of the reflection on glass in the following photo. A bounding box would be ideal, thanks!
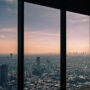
[24,3,60,90]
[0,0,17,90]
[67,12,90,90]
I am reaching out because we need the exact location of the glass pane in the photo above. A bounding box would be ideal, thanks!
[67,12,90,90]
[0,0,17,90]
[24,3,60,90]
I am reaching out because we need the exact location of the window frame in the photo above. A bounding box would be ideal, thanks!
[17,0,89,90]
[18,0,66,90]
[18,0,24,90]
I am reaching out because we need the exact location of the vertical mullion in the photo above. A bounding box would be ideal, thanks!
[60,10,66,90]
[18,0,24,90]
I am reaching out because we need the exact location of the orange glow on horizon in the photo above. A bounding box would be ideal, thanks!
[0,41,17,54]
[0,35,89,54]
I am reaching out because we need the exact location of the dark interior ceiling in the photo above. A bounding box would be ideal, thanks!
[24,0,90,16]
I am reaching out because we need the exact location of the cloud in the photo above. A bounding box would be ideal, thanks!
[25,28,60,38]
[67,12,89,25]
[5,0,15,3]
[81,18,88,22]
[0,35,5,39]
[0,28,16,33]
[30,31,59,37]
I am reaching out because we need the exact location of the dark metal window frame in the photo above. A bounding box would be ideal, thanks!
[17,0,90,90]
[18,0,66,90]
[18,0,24,90]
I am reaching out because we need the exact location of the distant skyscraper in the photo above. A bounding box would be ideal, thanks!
[36,57,40,71]
[32,57,41,76]
[10,53,13,58]
[0,64,8,85]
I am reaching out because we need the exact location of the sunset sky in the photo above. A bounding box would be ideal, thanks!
[0,0,89,54]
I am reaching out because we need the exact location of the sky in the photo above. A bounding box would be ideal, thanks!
[0,0,89,54]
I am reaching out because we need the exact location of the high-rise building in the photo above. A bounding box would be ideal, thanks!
[32,57,41,76]
[10,53,13,58]
[0,64,8,85]
[36,57,40,71]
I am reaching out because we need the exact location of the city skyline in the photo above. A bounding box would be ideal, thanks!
[0,1,90,90]
[0,0,90,54]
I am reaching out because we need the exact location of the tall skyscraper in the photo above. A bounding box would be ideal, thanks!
[0,64,8,85]
[10,53,13,58]
[36,57,40,71]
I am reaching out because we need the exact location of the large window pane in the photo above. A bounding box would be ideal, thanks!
[67,12,90,90]
[0,0,17,90]
[24,3,60,90]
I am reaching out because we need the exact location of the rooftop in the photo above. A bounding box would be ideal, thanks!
[77,87,90,90]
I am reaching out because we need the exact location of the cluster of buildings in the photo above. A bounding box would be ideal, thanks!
[0,54,17,90]
[24,57,60,90]
[67,55,90,90]
[0,55,90,90]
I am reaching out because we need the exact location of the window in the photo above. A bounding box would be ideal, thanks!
[67,12,90,89]
[0,0,89,90]
[24,2,60,90]
[0,0,17,90]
